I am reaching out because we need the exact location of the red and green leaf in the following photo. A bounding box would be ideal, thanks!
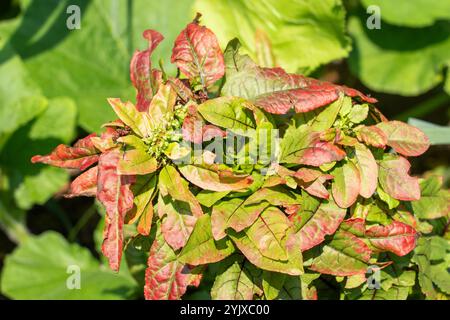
[97,150,134,272]
[355,125,387,149]
[130,29,164,112]
[378,155,420,201]
[31,134,99,170]
[354,143,378,198]
[332,160,361,208]
[144,228,202,300]
[377,121,430,157]
[171,18,225,87]
[65,166,98,198]
[366,221,417,256]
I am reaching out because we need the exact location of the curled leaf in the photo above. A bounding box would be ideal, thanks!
[130,30,164,112]
[65,166,98,198]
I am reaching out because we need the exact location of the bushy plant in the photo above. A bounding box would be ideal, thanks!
[32,15,448,300]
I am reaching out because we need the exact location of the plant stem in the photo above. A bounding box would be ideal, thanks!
[68,204,98,242]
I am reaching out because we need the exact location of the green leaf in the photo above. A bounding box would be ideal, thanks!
[0,231,137,299]
[412,236,450,298]
[1,97,77,209]
[211,197,270,240]
[197,97,256,131]
[194,0,351,73]
[361,0,450,27]
[354,143,378,199]
[347,104,368,124]
[408,118,450,145]
[4,0,194,132]
[195,190,230,208]
[128,174,157,235]
[107,98,152,137]
[411,176,449,219]
[262,271,286,300]
[211,255,262,300]
[331,160,361,208]
[228,209,303,276]
[349,16,450,96]
[179,214,235,265]
[118,148,158,176]
[280,125,317,163]
[309,231,371,276]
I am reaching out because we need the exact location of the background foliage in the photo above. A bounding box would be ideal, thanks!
[0,0,448,300]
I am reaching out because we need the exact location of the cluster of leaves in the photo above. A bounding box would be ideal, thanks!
[30,16,449,300]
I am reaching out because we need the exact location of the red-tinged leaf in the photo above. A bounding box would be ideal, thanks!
[179,163,253,192]
[310,230,372,276]
[378,155,420,201]
[300,141,346,167]
[339,218,366,237]
[171,19,225,87]
[223,40,376,114]
[355,125,387,148]
[293,168,333,199]
[144,230,202,300]
[130,29,164,112]
[167,77,194,103]
[65,166,98,198]
[31,134,99,170]
[296,200,347,251]
[354,143,378,198]
[182,104,225,144]
[127,174,157,235]
[97,150,134,272]
[107,98,152,137]
[137,202,154,236]
[366,221,417,256]
[376,121,430,156]
[160,196,197,251]
[294,168,324,183]
[91,127,119,152]
[332,161,361,208]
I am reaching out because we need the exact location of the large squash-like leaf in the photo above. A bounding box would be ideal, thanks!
[179,214,235,265]
[194,0,351,73]
[130,29,164,112]
[0,231,137,300]
[222,39,376,114]
[31,134,99,170]
[354,143,378,198]
[296,200,347,251]
[211,255,261,300]
[97,150,134,272]
[144,228,202,300]
[171,19,225,87]
[309,231,372,276]
[377,121,430,157]
[348,16,450,96]
[179,163,253,192]
[378,155,420,201]
[331,160,361,208]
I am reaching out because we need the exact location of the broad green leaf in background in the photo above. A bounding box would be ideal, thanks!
[361,0,450,28]
[194,0,351,73]
[1,97,77,209]
[408,118,450,145]
[348,16,450,96]
[1,0,194,132]
[0,231,138,299]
